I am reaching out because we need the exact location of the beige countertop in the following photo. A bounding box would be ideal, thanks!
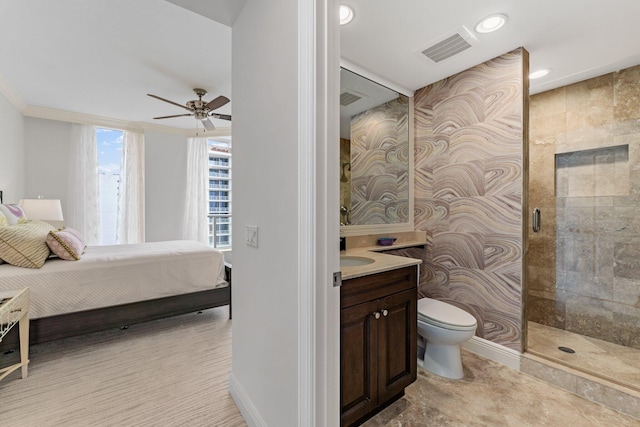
[340,245,422,280]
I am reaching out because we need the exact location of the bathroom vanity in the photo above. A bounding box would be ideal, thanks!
[340,255,419,427]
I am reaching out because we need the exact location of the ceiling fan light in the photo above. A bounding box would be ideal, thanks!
[340,5,354,25]
[475,14,508,34]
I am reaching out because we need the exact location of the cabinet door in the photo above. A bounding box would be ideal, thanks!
[340,299,380,427]
[377,288,417,404]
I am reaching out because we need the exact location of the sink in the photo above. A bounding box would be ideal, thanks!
[340,256,375,267]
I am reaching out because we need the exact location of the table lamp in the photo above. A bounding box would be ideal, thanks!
[19,198,64,228]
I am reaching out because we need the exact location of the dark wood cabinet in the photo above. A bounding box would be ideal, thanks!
[340,266,417,427]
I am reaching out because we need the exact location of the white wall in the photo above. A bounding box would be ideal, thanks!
[144,130,189,242]
[230,0,301,425]
[0,92,25,203]
[22,118,189,241]
[24,117,73,209]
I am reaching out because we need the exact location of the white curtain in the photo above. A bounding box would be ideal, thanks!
[67,124,101,245]
[182,137,209,244]
[116,131,145,244]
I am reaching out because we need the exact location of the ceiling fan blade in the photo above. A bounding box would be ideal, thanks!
[206,95,230,111]
[202,118,216,130]
[147,94,193,112]
[210,113,232,121]
[153,113,193,119]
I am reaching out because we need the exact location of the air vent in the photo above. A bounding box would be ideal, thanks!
[340,90,363,106]
[416,26,479,63]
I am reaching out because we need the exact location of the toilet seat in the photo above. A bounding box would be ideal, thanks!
[417,298,477,331]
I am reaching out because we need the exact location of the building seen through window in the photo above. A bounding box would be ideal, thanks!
[96,128,123,245]
[208,138,231,249]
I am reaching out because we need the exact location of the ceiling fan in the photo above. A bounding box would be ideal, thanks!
[147,88,231,130]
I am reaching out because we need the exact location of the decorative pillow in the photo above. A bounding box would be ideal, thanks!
[0,211,8,227]
[46,229,84,261]
[0,220,55,268]
[0,204,28,225]
[60,227,86,254]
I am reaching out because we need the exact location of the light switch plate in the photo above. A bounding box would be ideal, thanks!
[246,225,258,248]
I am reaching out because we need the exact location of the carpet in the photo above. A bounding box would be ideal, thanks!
[0,306,246,427]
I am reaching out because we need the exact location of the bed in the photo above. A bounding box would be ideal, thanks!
[0,239,230,351]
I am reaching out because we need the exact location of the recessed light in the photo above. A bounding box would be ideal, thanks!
[474,14,508,34]
[340,5,354,25]
[530,69,551,79]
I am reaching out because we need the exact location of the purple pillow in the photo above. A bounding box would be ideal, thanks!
[46,229,84,261]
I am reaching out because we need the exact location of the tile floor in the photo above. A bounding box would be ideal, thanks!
[362,350,639,426]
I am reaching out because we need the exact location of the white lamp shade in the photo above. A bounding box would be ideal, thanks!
[19,199,64,221]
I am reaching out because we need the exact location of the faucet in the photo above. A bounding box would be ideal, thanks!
[340,205,351,225]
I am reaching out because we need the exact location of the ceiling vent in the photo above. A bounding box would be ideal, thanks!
[417,26,479,63]
[340,89,365,106]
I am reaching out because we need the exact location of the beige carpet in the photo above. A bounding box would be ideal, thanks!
[0,306,246,427]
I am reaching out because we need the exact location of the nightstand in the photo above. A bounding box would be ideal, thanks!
[0,288,30,381]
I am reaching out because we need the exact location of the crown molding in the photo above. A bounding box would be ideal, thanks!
[0,72,27,111]
[340,58,414,97]
[0,72,232,137]
[21,104,231,137]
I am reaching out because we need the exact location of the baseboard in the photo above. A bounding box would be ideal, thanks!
[461,336,521,371]
[229,372,267,427]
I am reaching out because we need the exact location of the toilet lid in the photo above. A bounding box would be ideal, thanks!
[417,297,477,328]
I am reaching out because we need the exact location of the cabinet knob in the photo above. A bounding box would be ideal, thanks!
[382,309,388,317]
[373,312,380,319]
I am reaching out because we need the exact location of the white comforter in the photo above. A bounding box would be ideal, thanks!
[0,240,226,319]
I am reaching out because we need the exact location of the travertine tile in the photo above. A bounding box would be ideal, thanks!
[527,323,640,408]
[365,351,640,426]
[520,355,577,392]
[614,238,640,280]
[576,376,640,420]
[530,86,566,118]
[527,64,640,401]
[614,64,640,122]
[527,295,566,328]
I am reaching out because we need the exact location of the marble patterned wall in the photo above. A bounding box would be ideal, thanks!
[340,138,351,225]
[414,48,528,351]
[350,96,410,224]
[528,64,640,350]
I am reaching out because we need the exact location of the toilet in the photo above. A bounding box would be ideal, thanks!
[417,297,477,379]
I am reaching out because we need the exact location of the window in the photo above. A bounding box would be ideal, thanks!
[208,138,232,249]
[96,128,123,245]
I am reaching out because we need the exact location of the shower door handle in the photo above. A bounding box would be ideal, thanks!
[532,208,541,233]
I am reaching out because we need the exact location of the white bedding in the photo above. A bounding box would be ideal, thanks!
[0,240,227,319]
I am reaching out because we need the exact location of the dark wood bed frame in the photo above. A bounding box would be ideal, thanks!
[0,270,231,352]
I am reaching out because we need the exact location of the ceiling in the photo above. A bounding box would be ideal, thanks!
[0,0,232,131]
[1,1,640,131]
[341,0,640,95]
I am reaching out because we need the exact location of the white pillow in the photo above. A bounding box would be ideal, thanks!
[0,204,28,225]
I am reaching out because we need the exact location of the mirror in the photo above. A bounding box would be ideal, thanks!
[340,67,411,230]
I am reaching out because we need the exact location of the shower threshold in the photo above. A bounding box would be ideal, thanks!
[526,321,640,393]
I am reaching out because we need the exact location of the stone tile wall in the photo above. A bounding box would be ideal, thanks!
[528,64,640,350]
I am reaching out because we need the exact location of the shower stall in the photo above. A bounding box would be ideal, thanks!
[526,65,640,391]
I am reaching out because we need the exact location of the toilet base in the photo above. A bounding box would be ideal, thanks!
[418,341,464,380]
